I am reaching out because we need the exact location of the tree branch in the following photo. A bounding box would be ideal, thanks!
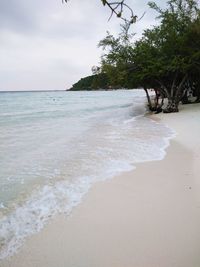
[62,0,138,27]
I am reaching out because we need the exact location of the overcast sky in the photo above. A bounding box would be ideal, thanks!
[0,0,164,91]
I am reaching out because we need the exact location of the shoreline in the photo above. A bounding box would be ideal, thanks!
[2,103,200,267]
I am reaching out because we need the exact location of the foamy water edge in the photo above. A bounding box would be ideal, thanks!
[0,115,176,260]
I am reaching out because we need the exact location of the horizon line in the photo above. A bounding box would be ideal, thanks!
[0,89,67,93]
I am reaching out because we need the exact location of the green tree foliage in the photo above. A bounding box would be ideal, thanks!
[69,73,110,91]
[98,0,200,112]
[98,23,135,88]
[146,0,200,112]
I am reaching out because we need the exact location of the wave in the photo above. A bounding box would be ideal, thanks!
[0,90,175,260]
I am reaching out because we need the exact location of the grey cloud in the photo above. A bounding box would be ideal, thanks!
[0,0,39,33]
[0,0,163,91]
[0,0,112,36]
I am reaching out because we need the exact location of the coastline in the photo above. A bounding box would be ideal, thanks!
[2,103,200,267]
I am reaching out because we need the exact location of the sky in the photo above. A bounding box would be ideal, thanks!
[0,0,164,91]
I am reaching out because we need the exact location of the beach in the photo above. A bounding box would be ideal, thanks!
[1,103,200,267]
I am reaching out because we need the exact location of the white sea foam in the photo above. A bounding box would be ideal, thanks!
[0,90,175,260]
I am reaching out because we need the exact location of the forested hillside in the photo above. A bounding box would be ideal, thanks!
[69,73,111,90]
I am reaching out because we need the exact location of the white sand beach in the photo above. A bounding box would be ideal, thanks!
[2,103,200,267]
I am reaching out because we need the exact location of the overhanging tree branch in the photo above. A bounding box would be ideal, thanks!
[62,0,143,27]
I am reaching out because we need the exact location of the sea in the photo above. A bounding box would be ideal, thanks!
[0,89,174,259]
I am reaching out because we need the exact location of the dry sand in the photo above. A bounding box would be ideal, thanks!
[2,103,200,267]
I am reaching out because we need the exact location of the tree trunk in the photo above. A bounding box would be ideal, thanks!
[181,90,190,104]
[163,74,188,113]
[195,87,200,103]
[195,96,200,103]
[163,98,179,113]
[144,87,153,111]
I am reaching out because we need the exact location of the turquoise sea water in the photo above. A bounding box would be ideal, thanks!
[0,90,174,259]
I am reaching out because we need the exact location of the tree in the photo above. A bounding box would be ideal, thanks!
[98,23,135,88]
[146,0,200,112]
[98,0,200,112]
[64,0,200,113]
